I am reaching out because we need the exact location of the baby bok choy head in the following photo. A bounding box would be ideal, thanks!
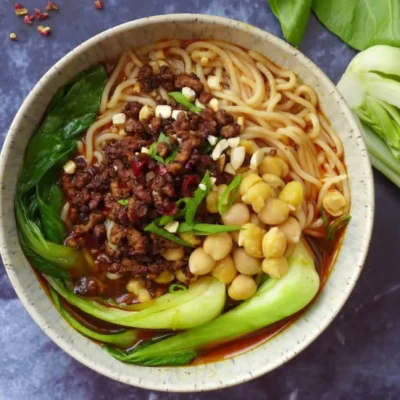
[337,45,400,187]
[104,240,320,366]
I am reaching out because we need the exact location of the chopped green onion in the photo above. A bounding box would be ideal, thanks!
[148,132,178,165]
[218,175,243,215]
[118,199,129,206]
[177,222,241,235]
[185,170,212,224]
[169,284,188,294]
[168,92,203,113]
[320,208,329,230]
[157,198,191,226]
[327,214,351,241]
[144,221,193,247]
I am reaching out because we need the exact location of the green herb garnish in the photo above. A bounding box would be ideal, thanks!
[185,170,211,224]
[168,92,203,113]
[118,199,129,206]
[144,221,193,247]
[327,214,351,241]
[218,175,243,215]
[148,132,179,165]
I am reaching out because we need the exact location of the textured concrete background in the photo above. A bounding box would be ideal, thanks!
[1,1,400,399]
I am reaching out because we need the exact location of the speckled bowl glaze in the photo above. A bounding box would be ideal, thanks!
[0,14,374,392]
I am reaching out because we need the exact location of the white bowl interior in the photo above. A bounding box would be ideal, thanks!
[0,14,374,392]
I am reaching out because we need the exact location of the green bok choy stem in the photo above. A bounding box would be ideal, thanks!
[50,288,138,348]
[105,241,320,366]
[47,276,226,330]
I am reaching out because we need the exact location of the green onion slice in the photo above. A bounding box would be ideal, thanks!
[168,92,203,113]
[185,170,212,224]
[118,199,129,206]
[144,221,193,247]
[218,175,243,215]
[327,214,351,241]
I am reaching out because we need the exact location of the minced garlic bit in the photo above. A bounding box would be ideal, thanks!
[211,138,229,160]
[9,33,18,41]
[210,177,217,186]
[224,163,236,175]
[199,183,207,191]
[207,135,217,146]
[227,137,240,148]
[230,146,246,170]
[112,113,126,125]
[250,149,265,170]
[63,160,77,174]
[164,221,179,233]
[172,109,185,120]
[155,105,172,119]
[195,99,205,109]
[141,147,149,154]
[209,98,219,112]
[182,87,196,102]
[207,76,222,90]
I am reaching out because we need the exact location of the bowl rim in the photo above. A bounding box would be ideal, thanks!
[0,13,374,392]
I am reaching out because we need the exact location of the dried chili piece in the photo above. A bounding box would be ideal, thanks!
[45,1,59,12]
[24,14,35,25]
[9,33,18,41]
[37,25,51,36]
[132,159,148,177]
[94,0,104,9]
[14,3,28,16]
[35,8,49,20]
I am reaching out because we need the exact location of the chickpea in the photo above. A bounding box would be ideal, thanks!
[258,198,290,225]
[262,173,285,190]
[279,181,304,210]
[238,223,265,258]
[222,203,250,226]
[228,274,257,300]
[179,233,201,246]
[137,288,152,303]
[154,270,174,284]
[262,227,287,258]
[212,255,237,284]
[206,191,219,213]
[175,269,188,283]
[239,174,262,196]
[203,233,233,261]
[258,156,282,177]
[284,243,295,259]
[161,246,184,261]
[278,216,301,244]
[126,278,142,294]
[242,181,273,212]
[276,157,290,178]
[262,257,289,278]
[233,248,262,275]
[323,190,346,217]
[189,247,216,275]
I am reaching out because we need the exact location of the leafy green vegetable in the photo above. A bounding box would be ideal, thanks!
[177,222,241,235]
[185,170,211,224]
[117,199,130,206]
[337,45,400,187]
[144,221,193,247]
[168,92,203,113]
[313,0,400,51]
[103,241,319,365]
[218,175,242,215]
[18,66,108,194]
[50,288,138,348]
[16,66,108,277]
[268,0,312,47]
[148,132,179,164]
[47,276,226,330]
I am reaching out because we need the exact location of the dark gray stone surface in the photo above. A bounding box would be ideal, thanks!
[1,1,399,399]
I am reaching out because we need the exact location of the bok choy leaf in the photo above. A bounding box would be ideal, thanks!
[47,276,226,330]
[104,241,320,365]
[16,65,108,277]
[337,45,400,187]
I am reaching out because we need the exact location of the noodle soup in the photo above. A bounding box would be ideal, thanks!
[15,39,350,366]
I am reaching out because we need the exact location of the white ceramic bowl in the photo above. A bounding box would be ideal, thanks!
[0,14,374,392]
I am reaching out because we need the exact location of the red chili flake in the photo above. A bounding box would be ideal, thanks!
[14,3,28,16]
[35,8,49,20]
[37,25,51,36]
[24,14,35,25]
[132,159,148,177]
[94,0,103,10]
[183,175,200,192]
[45,1,59,12]
[9,33,18,41]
